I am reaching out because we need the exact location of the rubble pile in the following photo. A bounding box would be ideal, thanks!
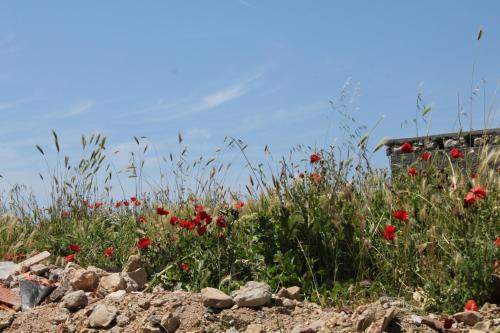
[0,253,499,332]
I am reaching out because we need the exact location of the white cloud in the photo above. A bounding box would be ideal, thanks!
[66,100,95,117]
[134,72,262,124]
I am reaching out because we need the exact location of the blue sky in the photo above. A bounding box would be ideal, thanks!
[0,1,499,198]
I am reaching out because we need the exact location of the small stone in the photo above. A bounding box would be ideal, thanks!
[70,269,99,292]
[356,310,376,332]
[161,313,180,333]
[98,273,126,293]
[225,328,239,333]
[142,326,161,333]
[106,290,127,300]
[116,314,130,327]
[49,282,71,302]
[49,268,65,282]
[123,274,139,292]
[148,315,162,326]
[110,327,122,333]
[201,287,234,309]
[282,298,295,309]
[380,307,397,332]
[277,286,302,301]
[30,263,49,276]
[138,298,150,310]
[89,304,117,328]
[86,266,109,278]
[126,268,148,289]
[245,324,265,333]
[0,312,15,330]
[50,311,69,324]
[61,290,88,310]
[452,311,483,326]
[64,262,82,273]
[291,319,325,333]
[473,320,492,331]
[123,255,142,272]
[231,281,272,307]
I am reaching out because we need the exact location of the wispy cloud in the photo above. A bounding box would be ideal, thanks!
[0,97,32,111]
[134,72,262,124]
[202,80,253,109]
[66,100,95,117]
[42,100,96,119]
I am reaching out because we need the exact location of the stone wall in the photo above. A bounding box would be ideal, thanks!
[384,129,500,175]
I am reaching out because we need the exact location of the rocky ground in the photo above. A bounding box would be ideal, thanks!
[1,253,499,333]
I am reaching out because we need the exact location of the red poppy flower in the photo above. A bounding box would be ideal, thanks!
[180,262,190,272]
[234,202,245,209]
[464,192,476,206]
[464,300,478,311]
[156,207,169,216]
[312,173,322,183]
[194,205,204,212]
[94,202,103,209]
[216,216,227,228]
[310,154,321,163]
[103,247,114,257]
[400,142,413,153]
[64,254,75,263]
[69,244,81,252]
[494,237,500,247]
[179,220,195,230]
[470,173,479,179]
[123,200,130,207]
[407,167,417,176]
[134,200,141,206]
[130,197,137,202]
[196,211,212,224]
[470,186,487,199]
[392,210,408,222]
[450,148,463,159]
[82,200,89,207]
[137,238,152,250]
[384,224,396,240]
[197,225,207,236]
[139,216,147,224]
[421,152,431,161]
[115,201,122,208]
[170,216,178,226]
[298,172,305,179]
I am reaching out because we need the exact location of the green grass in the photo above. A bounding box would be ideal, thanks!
[0,130,498,314]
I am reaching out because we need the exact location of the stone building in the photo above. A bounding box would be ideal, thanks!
[384,128,500,175]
